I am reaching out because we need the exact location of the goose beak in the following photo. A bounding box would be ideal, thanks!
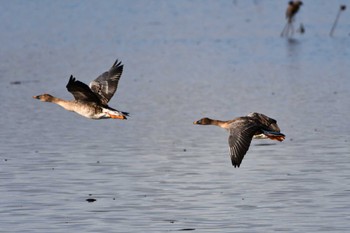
[32,95,39,99]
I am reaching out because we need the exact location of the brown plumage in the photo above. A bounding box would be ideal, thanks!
[33,59,129,120]
[281,1,303,37]
[286,1,303,23]
[193,112,285,168]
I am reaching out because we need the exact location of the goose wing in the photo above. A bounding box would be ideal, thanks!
[228,120,259,168]
[89,59,124,105]
[247,112,280,132]
[66,75,101,103]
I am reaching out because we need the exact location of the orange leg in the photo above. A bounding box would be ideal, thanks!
[107,113,127,120]
[268,135,285,142]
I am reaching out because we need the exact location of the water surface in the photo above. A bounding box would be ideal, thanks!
[1,1,350,232]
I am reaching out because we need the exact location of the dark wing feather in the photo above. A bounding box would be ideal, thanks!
[89,59,124,105]
[66,75,101,103]
[228,121,259,167]
[247,112,280,132]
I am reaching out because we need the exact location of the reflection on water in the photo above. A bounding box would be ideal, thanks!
[1,1,350,232]
[286,38,302,52]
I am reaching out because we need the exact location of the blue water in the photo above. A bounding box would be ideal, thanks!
[1,1,350,232]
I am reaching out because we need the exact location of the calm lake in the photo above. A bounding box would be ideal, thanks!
[1,0,350,232]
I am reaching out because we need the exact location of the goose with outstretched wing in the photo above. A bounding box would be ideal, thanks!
[33,59,129,120]
[194,112,285,168]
